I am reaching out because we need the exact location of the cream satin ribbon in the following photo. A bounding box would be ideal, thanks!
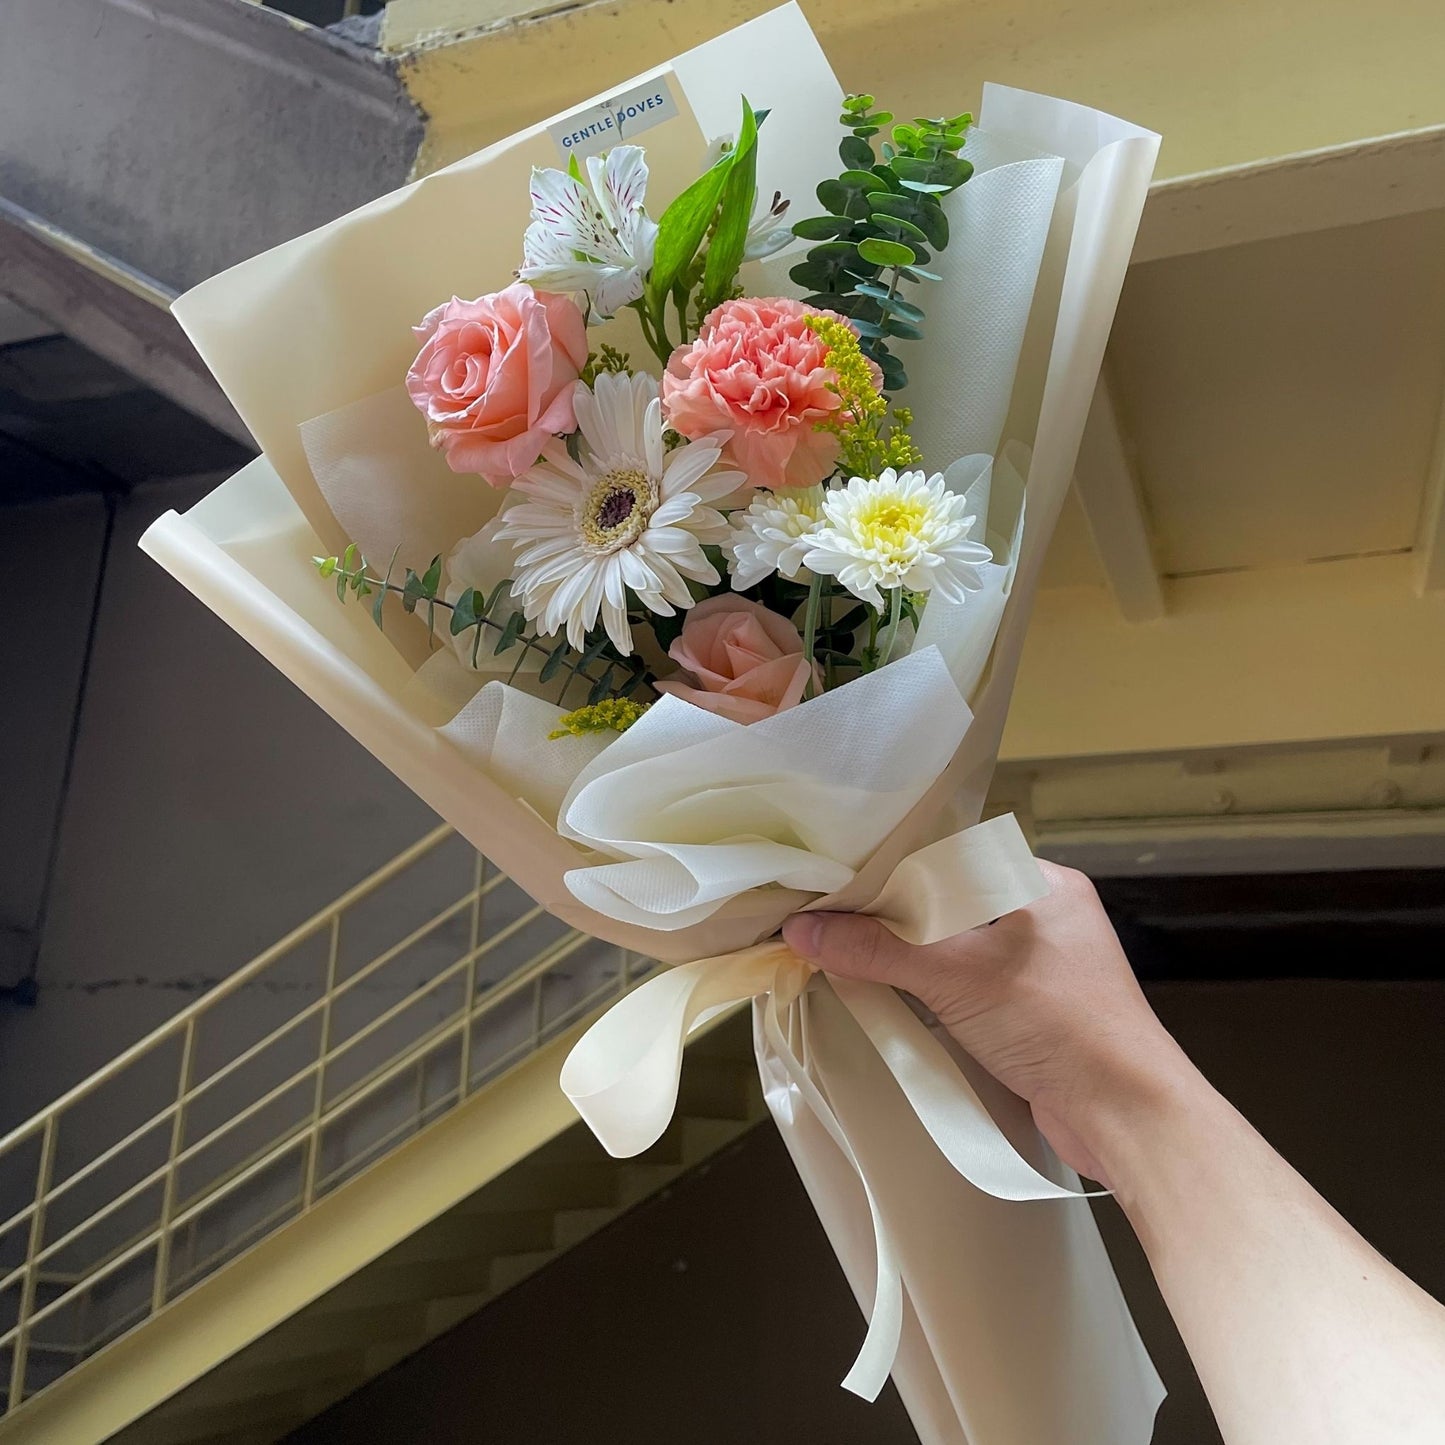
[560,813,1097,1401]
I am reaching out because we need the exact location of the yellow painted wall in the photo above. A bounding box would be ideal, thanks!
[392,0,1445,179]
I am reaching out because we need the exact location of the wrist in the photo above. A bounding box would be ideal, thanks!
[1068,1035,1212,1198]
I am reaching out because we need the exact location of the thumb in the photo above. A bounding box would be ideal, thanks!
[783,911,928,992]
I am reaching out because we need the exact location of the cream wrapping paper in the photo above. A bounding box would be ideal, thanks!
[137,6,1164,1438]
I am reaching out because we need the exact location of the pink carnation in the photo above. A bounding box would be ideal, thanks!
[656,595,819,725]
[406,283,588,486]
[662,297,845,491]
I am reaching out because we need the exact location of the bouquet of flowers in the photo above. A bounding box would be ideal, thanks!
[142,7,1163,1439]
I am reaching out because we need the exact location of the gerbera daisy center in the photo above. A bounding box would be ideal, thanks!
[581,468,656,551]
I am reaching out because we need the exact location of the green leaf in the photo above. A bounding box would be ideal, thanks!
[342,542,358,571]
[586,669,616,706]
[449,587,480,636]
[539,640,570,682]
[316,555,337,578]
[703,99,760,308]
[816,178,868,219]
[374,544,400,628]
[421,554,443,598]
[869,212,929,244]
[493,611,527,655]
[883,318,925,340]
[857,237,918,267]
[900,264,942,283]
[792,215,852,241]
[877,351,908,392]
[335,569,348,602]
[649,151,732,309]
[884,294,925,324]
[892,155,972,191]
[401,569,425,614]
[839,134,873,169]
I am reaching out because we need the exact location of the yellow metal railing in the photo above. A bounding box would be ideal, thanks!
[0,825,646,1415]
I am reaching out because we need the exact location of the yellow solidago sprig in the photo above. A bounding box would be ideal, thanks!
[548,698,650,740]
[804,313,923,479]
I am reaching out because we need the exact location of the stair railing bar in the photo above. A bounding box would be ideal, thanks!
[7,1113,57,1410]
[303,915,343,1210]
[0,825,457,1168]
[0,895,554,1305]
[458,855,486,1103]
[0,849,497,1258]
[151,1018,197,1312]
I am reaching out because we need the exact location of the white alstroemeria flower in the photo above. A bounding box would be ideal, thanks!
[493,372,741,655]
[722,484,827,590]
[743,189,793,260]
[802,468,992,608]
[519,146,658,321]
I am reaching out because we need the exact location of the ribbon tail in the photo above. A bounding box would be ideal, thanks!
[757,986,903,1402]
[560,943,798,1158]
[829,975,1101,1201]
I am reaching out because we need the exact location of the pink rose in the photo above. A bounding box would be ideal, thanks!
[662,297,845,490]
[656,595,819,725]
[406,283,588,486]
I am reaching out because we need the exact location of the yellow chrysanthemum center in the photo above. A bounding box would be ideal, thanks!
[850,494,932,559]
[581,468,656,552]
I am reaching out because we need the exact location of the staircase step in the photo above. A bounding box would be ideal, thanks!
[488,1248,558,1294]
[380,1209,554,1267]
[455,1160,621,1215]
[680,1114,751,1164]
[320,1254,504,1310]
[242,1301,429,1362]
[550,1204,620,1251]
[127,1389,315,1445]
[675,1056,761,1119]
[363,1334,425,1377]
[423,1290,495,1337]
[615,1161,682,1206]
[161,1348,367,1412]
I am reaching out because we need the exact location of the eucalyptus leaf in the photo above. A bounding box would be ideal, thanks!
[493,611,527,655]
[857,236,917,267]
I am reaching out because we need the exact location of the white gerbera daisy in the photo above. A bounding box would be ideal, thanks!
[519,146,657,321]
[802,468,992,608]
[493,372,741,655]
[722,485,827,590]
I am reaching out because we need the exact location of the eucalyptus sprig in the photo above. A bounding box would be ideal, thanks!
[789,95,974,392]
[313,545,647,706]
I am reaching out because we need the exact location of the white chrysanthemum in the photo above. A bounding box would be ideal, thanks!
[493,372,740,655]
[519,146,657,320]
[801,468,992,608]
[722,485,827,590]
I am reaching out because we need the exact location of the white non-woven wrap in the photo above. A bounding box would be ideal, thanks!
[138,7,1164,1440]
[562,813,1162,1436]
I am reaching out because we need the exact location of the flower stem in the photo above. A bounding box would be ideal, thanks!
[877,585,904,668]
[800,571,825,699]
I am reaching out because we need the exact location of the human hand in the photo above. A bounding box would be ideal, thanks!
[782,861,1196,1183]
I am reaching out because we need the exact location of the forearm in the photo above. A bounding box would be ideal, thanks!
[1093,1055,1445,1445]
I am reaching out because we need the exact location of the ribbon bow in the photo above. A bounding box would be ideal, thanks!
[560,814,1098,1400]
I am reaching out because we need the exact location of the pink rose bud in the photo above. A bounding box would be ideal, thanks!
[656,595,820,725]
[406,283,589,486]
[661,297,847,491]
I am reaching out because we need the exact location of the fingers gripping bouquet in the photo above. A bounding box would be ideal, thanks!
[142,8,1163,1440]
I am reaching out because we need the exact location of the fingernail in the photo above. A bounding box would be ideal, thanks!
[783,914,823,958]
